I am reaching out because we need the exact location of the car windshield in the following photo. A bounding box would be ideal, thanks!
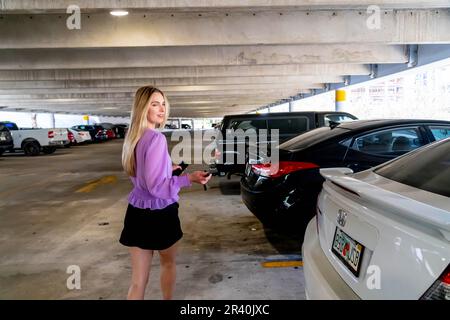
[279,127,349,151]
[375,138,450,197]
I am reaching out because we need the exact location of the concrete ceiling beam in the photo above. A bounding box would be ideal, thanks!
[0,10,448,48]
[0,45,408,70]
[1,1,449,12]
[0,64,370,81]
[0,76,344,89]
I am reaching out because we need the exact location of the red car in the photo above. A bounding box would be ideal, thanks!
[105,128,116,139]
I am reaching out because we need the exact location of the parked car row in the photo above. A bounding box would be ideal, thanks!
[240,119,450,234]
[0,121,128,156]
[211,111,358,177]
[210,111,450,300]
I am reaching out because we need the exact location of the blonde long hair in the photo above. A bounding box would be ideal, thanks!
[122,86,170,177]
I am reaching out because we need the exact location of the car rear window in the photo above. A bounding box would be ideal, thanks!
[375,139,450,197]
[279,126,349,151]
[0,122,18,130]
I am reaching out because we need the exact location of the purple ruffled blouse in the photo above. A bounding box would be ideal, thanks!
[128,129,191,209]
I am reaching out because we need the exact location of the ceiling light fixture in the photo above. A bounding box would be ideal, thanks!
[110,10,129,17]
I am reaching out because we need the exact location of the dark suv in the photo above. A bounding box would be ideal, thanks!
[0,123,14,156]
[211,111,357,176]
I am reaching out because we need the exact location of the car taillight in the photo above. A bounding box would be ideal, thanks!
[251,161,319,178]
[420,265,450,300]
[48,131,54,138]
[68,132,74,140]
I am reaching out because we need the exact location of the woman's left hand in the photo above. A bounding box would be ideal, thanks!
[172,164,182,171]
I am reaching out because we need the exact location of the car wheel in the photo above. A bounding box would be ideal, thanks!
[42,146,57,154]
[0,149,4,156]
[23,141,41,156]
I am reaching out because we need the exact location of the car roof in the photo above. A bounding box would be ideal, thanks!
[222,111,354,119]
[279,119,450,152]
[337,119,450,131]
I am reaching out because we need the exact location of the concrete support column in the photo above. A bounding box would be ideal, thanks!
[335,89,346,112]
[178,118,182,129]
[289,101,294,112]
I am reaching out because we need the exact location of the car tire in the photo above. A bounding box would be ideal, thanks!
[0,149,4,156]
[23,141,41,156]
[42,146,57,154]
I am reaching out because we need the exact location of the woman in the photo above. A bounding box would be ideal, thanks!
[120,86,211,300]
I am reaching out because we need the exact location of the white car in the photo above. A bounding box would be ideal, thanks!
[68,128,92,144]
[303,138,450,300]
[0,121,69,156]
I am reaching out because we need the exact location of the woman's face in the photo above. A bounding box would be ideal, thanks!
[146,92,166,128]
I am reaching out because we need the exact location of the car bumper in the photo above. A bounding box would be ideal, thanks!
[240,178,278,222]
[49,140,69,146]
[302,218,359,300]
[241,177,315,227]
[0,142,13,150]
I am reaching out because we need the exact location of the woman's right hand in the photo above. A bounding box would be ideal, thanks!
[187,171,212,185]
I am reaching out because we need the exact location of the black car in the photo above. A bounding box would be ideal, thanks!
[0,123,14,156]
[211,111,357,177]
[99,122,128,139]
[114,124,129,138]
[240,119,450,234]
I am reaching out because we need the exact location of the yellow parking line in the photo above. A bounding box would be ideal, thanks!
[261,260,303,268]
[76,175,117,193]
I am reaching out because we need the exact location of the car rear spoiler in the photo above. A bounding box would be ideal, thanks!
[320,168,450,242]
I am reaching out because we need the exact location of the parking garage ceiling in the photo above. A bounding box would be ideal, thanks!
[0,1,449,118]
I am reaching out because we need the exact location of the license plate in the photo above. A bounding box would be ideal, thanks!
[331,227,365,277]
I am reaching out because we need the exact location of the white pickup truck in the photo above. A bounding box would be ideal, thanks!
[0,121,69,156]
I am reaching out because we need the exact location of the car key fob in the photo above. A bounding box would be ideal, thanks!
[203,170,212,191]
[172,161,188,176]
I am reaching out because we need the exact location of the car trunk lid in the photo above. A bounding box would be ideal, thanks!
[316,168,450,299]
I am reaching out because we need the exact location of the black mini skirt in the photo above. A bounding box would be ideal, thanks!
[119,202,182,250]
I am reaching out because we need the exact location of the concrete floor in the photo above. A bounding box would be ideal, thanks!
[0,134,306,300]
